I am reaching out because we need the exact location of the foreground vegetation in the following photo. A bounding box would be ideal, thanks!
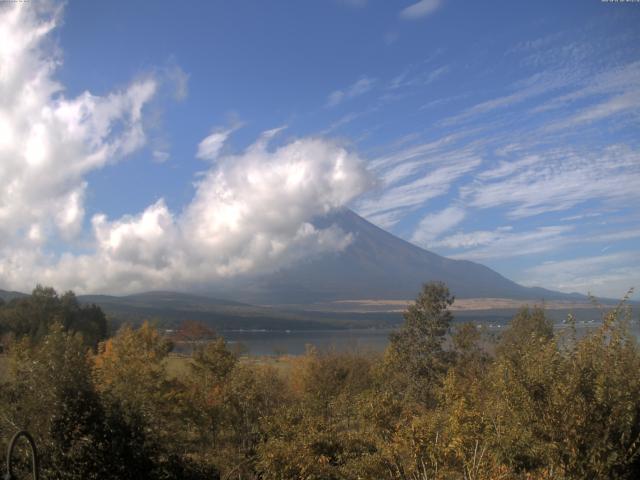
[0,284,639,479]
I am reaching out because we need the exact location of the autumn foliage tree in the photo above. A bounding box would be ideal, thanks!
[0,286,107,348]
[1,284,640,479]
[385,281,455,406]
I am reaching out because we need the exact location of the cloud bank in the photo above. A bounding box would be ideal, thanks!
[0,2,372,294]
[0,2,156,255]
[29,134,372,294]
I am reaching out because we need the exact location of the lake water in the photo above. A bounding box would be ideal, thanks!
[218,320,640,356]
[220,328,394,356]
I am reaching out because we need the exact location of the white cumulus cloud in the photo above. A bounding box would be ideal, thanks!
[0,2,373,294]
[19,132,372,294]
[0,1,156,252]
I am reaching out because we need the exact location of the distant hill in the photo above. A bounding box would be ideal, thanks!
[76,291,615,331]
[76,291,395,331]
[0,289,27,302]
[204,209,586,305]
[79,291,249,311]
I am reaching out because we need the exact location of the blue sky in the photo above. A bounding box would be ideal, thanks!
[1,0,639,299]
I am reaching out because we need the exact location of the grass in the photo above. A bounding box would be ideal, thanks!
[164,353,296,380]
[165,354,193,379]
[1,350,295,384]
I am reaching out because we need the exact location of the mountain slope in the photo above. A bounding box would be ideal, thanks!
[206,209,583,304]
[0,289,28,302]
